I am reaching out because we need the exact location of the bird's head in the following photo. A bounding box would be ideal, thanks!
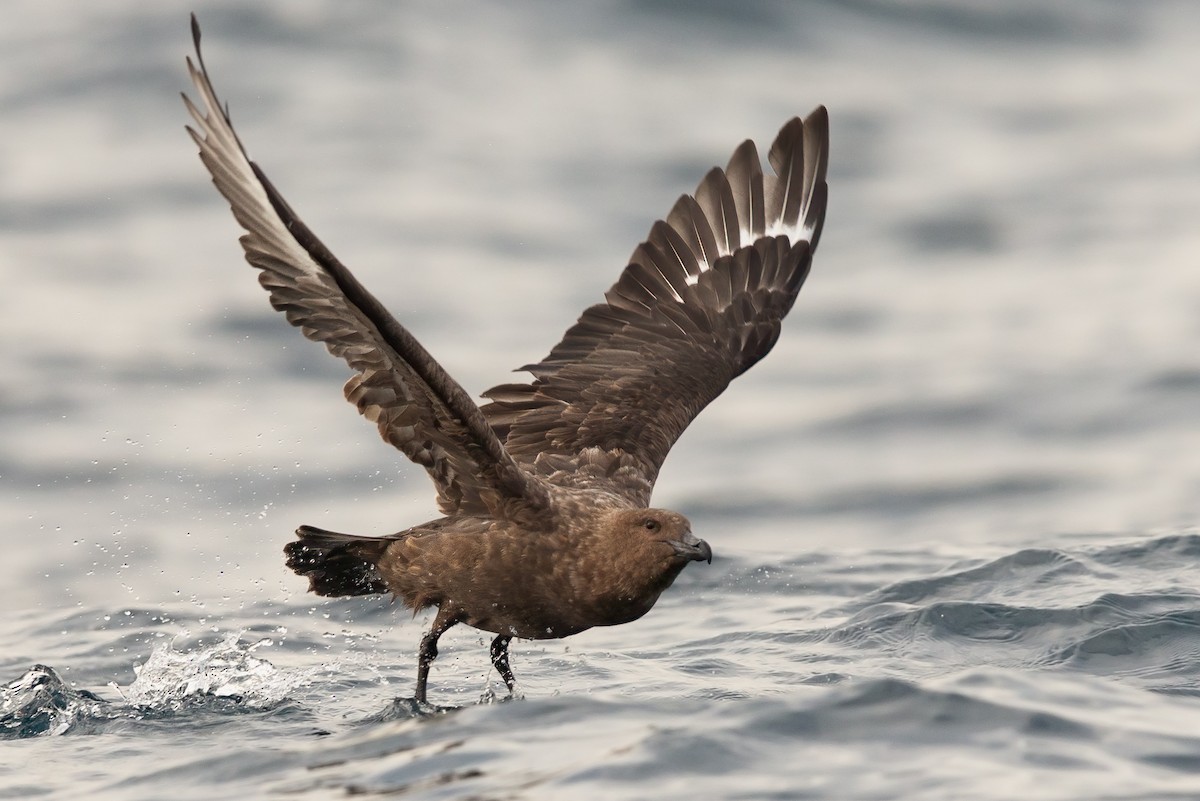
[606,507,712,567]
[566,507,711,628]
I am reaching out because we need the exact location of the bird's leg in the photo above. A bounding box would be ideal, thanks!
[489,634,516,694]
[415,631,438,704]
[415,609,458,705]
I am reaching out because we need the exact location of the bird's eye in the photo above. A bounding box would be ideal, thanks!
[642,519,660,532]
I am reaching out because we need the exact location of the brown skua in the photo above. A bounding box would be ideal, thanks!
[183,15,828,705]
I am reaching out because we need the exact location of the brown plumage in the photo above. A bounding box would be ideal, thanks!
[183,15,828,705]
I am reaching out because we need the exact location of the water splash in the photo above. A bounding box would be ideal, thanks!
[0,664,107,738]
[1,633,317,739]
[121,633,301,709]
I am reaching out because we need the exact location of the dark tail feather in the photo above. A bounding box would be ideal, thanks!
[284,525,391,597]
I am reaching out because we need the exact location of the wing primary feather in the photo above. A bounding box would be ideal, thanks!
[766,117,805,230]
[725,140,765,242]
[800,107,830,247]
[632,239,686,303]
[647,220,701,288]
[666,195,719,273]
[695,167,741,255]
[627,250,678,302]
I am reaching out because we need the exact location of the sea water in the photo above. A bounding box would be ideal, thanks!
[3,1,1200,798]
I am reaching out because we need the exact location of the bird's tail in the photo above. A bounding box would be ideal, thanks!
[284,525,392,597]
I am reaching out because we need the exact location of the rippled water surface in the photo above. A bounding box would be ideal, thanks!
[3,1,1200,799]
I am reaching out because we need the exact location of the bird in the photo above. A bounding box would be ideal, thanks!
[182,14,828,706]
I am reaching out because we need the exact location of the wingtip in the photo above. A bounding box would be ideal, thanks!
[804,106,830,151]
[727,138,759,170]
[778,116,804,137]
[778,107,828,148]
[189,13,208,75]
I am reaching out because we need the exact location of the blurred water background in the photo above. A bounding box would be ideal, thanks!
[2,1,1200,798]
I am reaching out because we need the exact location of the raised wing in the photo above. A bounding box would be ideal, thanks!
[481,109,829,505]
[183,16,548,520]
